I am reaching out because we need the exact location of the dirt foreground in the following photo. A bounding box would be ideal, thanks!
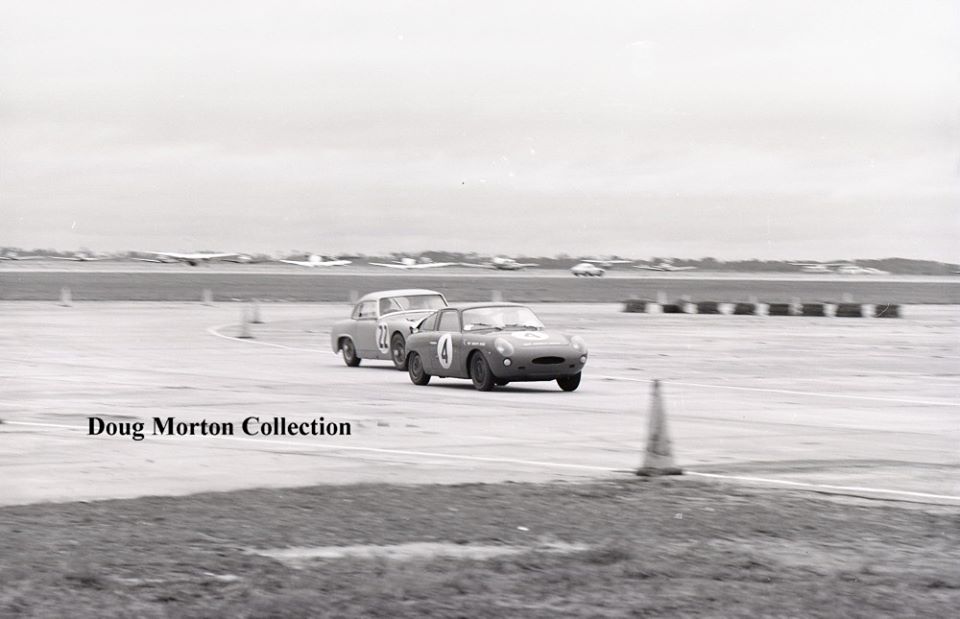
[1,478,957,618]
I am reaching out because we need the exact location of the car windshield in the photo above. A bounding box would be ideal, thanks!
[380,294,447,315]
[462,306,545,332]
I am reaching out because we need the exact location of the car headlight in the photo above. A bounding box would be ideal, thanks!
[494,337,515,356]
[570,335,587,353]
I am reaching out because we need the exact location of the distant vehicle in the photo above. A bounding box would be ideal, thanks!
[570,262,606,277]
[460,256,539,270]
[582,257,633,269]
[278,254,352,268]
[369,257,457,270]
[404,303,587,391]
[330,289,449,370]
[0,251,45,261]
[634,260,696,272]
[791,262,890,275]
[133,251,249,266]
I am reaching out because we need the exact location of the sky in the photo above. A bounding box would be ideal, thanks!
[1,0,957,260]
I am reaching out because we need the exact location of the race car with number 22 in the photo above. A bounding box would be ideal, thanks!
[404,303,588,391]
[330,289,449,370]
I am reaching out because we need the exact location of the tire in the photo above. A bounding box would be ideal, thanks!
[494,378,510,386]
[341,338,361,367]
[390,333,407,370]
[407,352,430,386]
[557,372,581,392]
[470,353,496,391]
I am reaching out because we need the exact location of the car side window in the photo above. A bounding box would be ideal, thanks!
[419,313,439,332]
[379,297,402,315]
[354,301,377,319]
[437,310,460,332]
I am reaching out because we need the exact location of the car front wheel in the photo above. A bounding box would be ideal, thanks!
[408,352,430,385]
[557,372,581,391]
[390,333,407,370]
[341,339,361,367]
[470,353,496,391]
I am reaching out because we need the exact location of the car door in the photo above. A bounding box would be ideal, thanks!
[428,309,465,377]
[353,300,379,356]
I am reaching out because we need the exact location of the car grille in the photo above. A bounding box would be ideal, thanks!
[532,356,564,365]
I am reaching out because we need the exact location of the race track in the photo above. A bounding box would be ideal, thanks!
[2,302,957,506]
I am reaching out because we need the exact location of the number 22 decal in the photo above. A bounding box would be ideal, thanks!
[437,333,453,369]
[376,323,390,353]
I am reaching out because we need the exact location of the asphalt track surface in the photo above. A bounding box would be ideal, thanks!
[1,264,958,303]
[2,302,957,506]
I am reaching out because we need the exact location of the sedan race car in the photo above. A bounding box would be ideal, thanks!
[330,289,449,369]
[404,303,587,391]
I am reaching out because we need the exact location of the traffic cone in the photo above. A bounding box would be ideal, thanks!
[237,306,254,339]
[636,380,683,476]
[59,287,72,307]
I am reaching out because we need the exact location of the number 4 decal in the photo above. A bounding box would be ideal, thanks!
[437,333,453,369]
[376,323,390,353]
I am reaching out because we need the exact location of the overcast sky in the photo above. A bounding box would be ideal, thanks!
[1,1,957,260]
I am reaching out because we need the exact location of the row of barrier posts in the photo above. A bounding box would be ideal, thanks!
[623,295,900,318]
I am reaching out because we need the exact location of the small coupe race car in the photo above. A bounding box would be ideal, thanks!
[330,289,449,369]
[404,303,587,391]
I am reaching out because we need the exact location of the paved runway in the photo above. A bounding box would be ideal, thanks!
[1,302,957,506]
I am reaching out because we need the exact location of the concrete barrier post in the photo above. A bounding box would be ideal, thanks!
[59,287,72,307]
[656,291,668,305]
[349,290,359,304]
[491,290,504,303]
[202,288,214,306]
[636,380,683,476]
[251,299,264,324]
[238,306,254,339]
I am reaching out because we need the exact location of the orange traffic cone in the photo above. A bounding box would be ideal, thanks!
[636,380,683,476]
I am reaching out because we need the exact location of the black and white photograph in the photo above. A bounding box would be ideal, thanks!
[1,1,958,617]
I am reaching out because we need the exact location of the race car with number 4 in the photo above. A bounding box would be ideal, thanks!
[404,303,588,391]
[330,289,449,370]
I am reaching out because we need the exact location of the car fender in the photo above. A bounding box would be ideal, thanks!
[330,319,355,353]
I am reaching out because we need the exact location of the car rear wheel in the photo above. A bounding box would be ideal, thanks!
[470,353,496,391]
[390,333,407,370]
[341,339,361,367]
[408,352,430,385]
[557,372,581,391]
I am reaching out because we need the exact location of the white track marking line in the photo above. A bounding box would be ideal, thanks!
[598,375,960,407]
[1,421,614,472]
[6,421,960,502]
[686,472,960,502]
[206,323,320,353]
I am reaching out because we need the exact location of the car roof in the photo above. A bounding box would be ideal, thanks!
[453,302,527,312]
[357,289,445,303]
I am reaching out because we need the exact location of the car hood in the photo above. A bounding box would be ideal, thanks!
[466,330,574,347]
